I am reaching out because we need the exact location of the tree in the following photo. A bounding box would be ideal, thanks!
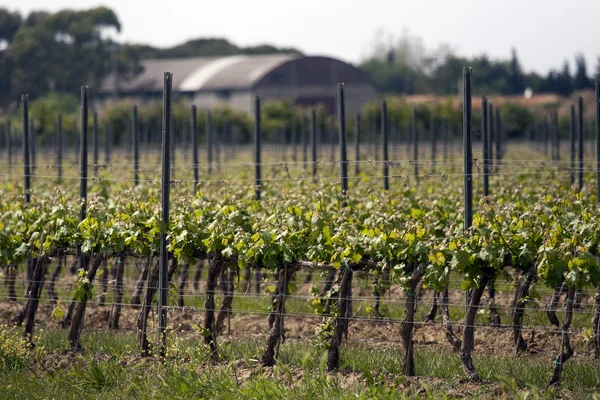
[574,53,590,90]
[0,8,21,44]
[594,57,600,81]
[509,48,525,94]
[1,7,139,103]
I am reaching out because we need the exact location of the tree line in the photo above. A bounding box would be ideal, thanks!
[0,6,598,108]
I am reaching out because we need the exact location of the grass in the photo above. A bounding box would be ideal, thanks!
[1,327,599,399]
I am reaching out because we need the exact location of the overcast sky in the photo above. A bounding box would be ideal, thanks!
[6,0,600,75]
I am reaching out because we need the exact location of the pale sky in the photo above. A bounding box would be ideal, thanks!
[5,0,600,75]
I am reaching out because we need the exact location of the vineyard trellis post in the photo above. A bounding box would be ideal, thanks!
[431,114,436,174]
[482,96,489,197]
[311,107,317,181]
[22,94,31,203]
[381,98,389,190]
[488,103,494,172]
[302,113,308,170]
[191,105,198,194]
[157,72,173,358]
[338,83,348,195]
[570,104,576,186]
[595,79,600,359]
[93,112,99,177]
[206,110,212,176]
[412,108,418,183]
[56,114,62,183]
[133,105,139,186]
[495,107,501,172]
[354,113,360,176]
[578,96,584,191]
[554,111,560,161]
[67,86,89,351]
[254,96,261,201]
[79,87,89,271]
[463,69,473,311]
[595,79,600,202]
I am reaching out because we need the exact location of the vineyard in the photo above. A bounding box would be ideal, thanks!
[1,73,600,399]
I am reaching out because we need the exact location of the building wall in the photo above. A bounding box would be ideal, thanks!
[255,84,377,117]
[192,90,253,113]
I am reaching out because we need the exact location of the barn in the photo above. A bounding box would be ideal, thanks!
[99,54,376,116]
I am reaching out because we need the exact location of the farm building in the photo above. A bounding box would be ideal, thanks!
[99,54,376,116]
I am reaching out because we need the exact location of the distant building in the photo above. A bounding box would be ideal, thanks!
[99,54,376,115]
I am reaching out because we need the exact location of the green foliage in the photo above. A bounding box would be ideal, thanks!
[499,102,535,138]
[0,324,30,371]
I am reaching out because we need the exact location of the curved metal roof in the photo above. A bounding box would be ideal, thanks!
[102,54,299,93]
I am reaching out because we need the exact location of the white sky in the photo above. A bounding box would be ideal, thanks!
[5,0,600,75]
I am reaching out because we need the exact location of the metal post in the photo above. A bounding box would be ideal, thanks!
[463,68,473,230]
[463,68,473,311]
[482,96,489,197]
[495,107,501,172]
[93,112,99,176]
[354,113,360,175]
[578,96,584,191]
[311,108,317,181]
[431,114,436,174]
[596,79,600,200]
[338,84,348,195]
[79,87,89,272]
[133,105,139,186]
[302,113,308,169]
[412,108,418,183]
[191,105,199,194]
[381,99,389,190]
[254,96,261,201]
[555,111,560,161]
[57,115,62,183]
[206,110,212,176]
[570,105,576,186]
[22,95,31,203]
[158,72,172,358]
